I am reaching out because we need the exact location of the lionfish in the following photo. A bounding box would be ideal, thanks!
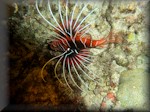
[36,0,113,91]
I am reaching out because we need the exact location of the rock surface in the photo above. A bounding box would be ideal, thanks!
[7,0,149,111]
[117,69,149,111]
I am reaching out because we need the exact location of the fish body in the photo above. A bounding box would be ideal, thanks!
[49,32,107,52]
[36,0,119,91]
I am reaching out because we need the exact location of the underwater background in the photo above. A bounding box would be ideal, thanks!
[0,0,149,111]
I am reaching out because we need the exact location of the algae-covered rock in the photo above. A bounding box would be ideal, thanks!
[117,69,149,110]
[7,0,149,111]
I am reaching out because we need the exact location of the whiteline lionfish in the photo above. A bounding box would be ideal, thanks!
[36,0,114,91]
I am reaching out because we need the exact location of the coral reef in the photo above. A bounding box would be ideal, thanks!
[7,0,149,111]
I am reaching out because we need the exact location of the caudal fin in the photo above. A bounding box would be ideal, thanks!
[107,31,123,44]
